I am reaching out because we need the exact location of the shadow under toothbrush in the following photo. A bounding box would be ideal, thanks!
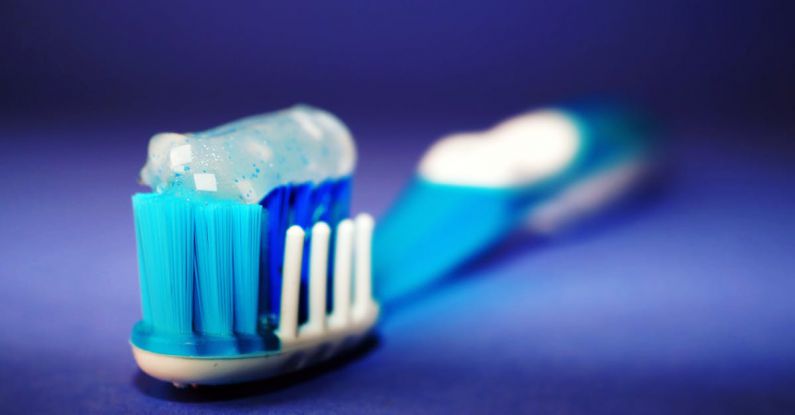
[131,334,381,402]
[382,173,669,315]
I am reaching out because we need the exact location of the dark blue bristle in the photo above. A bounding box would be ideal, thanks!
[259,179,351,325]
[261,185,289,322]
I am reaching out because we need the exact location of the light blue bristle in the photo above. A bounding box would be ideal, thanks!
[232,204,262,335]
[134,194,265,341]
[132,194,195,335]
[194,203,235,336]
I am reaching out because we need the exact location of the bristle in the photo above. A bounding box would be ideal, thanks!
[330,219,354,327]
[259,179,352,321]
[194,203,235,336]
[278,225,305,340]
[131,178,357,356]
[307,222,331,331]
[132,194,195,335]
[232,204,262,335]
[261,186,288,318]
[353,214,375,317]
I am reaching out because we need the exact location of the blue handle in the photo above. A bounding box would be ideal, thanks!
[373,105,655,303]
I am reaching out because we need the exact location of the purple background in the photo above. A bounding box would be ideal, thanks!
[1,1,794,413]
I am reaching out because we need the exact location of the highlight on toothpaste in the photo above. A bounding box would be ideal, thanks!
[130,105,378,387]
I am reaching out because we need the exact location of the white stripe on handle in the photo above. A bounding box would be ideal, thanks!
[278,225,305,341]
[353,214,374,319]
[331,219,354,326]
[307,222,330,332]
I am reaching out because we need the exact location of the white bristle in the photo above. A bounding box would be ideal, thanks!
[306,222,331,333]
[353,214,375,320]
[278,225,305,341]
[276,216,377,343]
[330,219,354,328]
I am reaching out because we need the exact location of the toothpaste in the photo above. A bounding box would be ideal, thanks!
[140,105,356,203]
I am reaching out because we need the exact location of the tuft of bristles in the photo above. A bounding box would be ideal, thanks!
[133,194,262,337]
[133,194,195,335]
[232,205,262,335]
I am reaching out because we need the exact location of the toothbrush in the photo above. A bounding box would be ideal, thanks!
[130,103,653,386]
[373,103,656,302]
[130,106,378,386]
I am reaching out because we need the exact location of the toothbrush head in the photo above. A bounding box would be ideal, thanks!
[130,106,378,386]
[131,199,378,386]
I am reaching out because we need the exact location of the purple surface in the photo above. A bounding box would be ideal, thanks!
[0,114,794,414]
[2,0,794,412]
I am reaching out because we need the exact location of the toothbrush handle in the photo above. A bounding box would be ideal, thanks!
[373,105,655,304]
[373,180,528,303]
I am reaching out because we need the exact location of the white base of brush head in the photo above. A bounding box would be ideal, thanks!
[132,302,379,387]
